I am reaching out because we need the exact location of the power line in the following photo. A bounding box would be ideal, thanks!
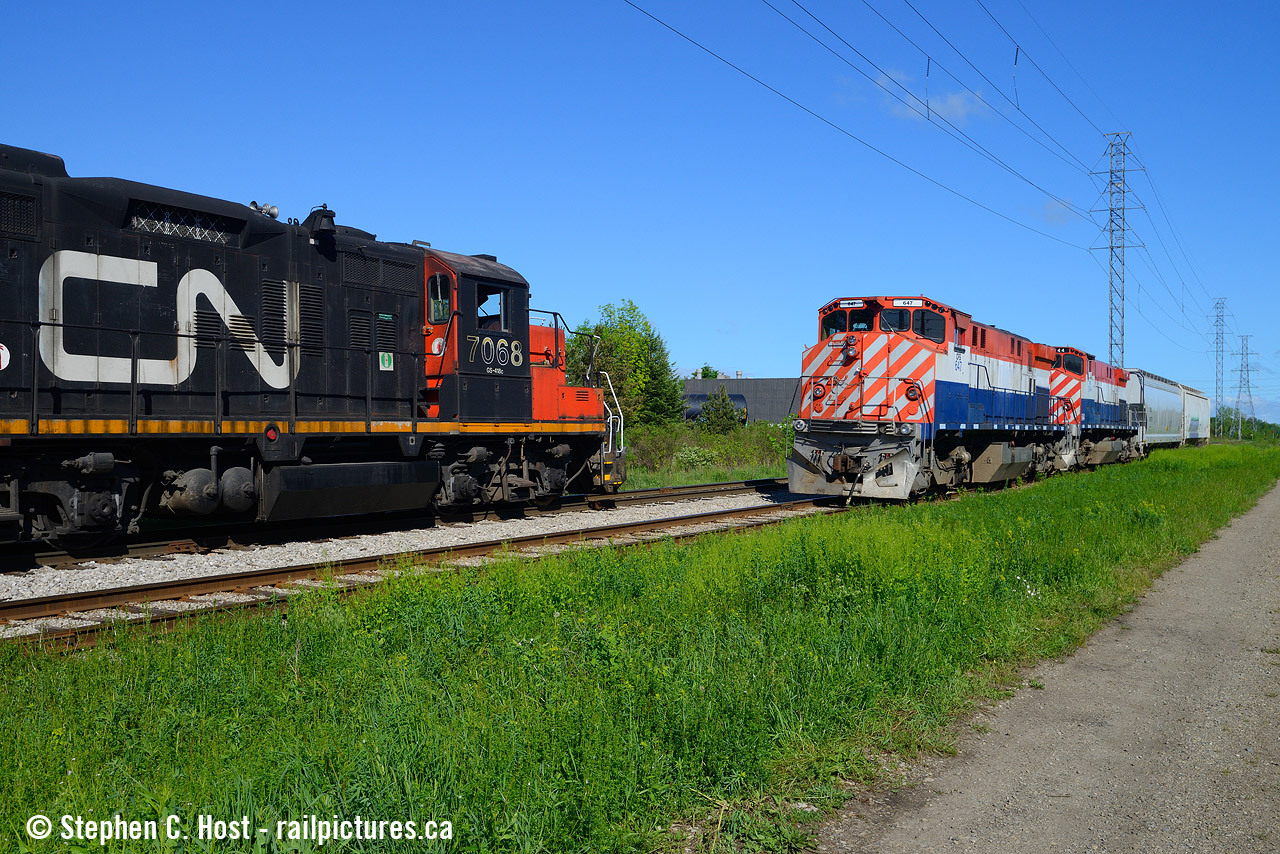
[892,0,1093,171]
[618,0,1090,249]
[971,0,1107,136]
[1128,147,1218,306]
[1011,0,1125,130]
[849,0,1094,174]
[758,0,1095,222]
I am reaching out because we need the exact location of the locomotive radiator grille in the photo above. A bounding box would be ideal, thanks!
[0,191,37,237]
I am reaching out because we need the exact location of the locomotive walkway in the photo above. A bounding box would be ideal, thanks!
[817,484,1280,853]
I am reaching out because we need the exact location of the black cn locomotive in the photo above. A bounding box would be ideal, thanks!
[0,144,624,546]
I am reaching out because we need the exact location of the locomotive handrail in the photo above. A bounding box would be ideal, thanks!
[598,371,624,453]
[529,309,568,369]
[967,361,1038,423]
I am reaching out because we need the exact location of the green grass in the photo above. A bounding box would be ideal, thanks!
[623,462,785,490]
[3,443,1278,853]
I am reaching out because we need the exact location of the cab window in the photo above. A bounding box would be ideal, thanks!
[1063,353,1085,375]
[477,283,510,332]
[912,308,945,343]
[879,308,910,332]
[820,309,846,339]
[428,273,452,324]
[848,309,875,331]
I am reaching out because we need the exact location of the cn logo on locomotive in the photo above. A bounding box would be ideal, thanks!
[38,250,299,388]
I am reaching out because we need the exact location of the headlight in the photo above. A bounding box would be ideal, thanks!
[904,384,920,401]
[793,419,808,433]
[897,423,912,436]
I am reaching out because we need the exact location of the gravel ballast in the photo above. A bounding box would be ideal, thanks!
[0,493,801,604]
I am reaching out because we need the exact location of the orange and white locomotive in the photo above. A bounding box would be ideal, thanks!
[789,296,1143,500]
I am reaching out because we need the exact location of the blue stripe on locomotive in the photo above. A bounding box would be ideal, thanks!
[1080,398,1130,430]
[932,380,1130,431]
[931,380,1050,428]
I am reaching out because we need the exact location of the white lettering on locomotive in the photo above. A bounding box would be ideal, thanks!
[38,250,298,388]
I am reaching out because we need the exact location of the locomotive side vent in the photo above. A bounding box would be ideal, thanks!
[194,310,221,349]
[349,313,371,349]
[375,314,397,350]
[299,284,325,356]
[0,191,37,237]
[128,200,240,246]
[260,280,288,356]
[227,315,257,353]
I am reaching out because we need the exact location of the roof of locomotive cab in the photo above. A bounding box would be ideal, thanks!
[424,248,529,286]
[818,295,960,316]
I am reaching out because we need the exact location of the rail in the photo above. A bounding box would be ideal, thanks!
[3,493,833,647]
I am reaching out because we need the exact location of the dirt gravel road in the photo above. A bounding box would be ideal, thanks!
[817,485,1280,853]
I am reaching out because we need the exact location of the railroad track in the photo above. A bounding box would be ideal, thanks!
[2,492,837,648]
[0,478,788,573]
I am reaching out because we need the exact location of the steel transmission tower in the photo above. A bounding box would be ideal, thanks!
[1102,133,1141,368]
[1234,335,1255,439]
[1214,298,1226,436]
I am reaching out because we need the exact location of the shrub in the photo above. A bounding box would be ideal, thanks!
[699,385,741,435]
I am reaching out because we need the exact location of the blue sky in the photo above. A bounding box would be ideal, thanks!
[7,0,1277,419]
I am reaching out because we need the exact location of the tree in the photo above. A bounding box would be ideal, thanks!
[698,365,719,379]
[639,332,684,424]
[699,384,741,434]
[566,300,683,426]
[1213,406,1280,441]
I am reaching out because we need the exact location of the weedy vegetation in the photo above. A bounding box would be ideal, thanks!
[2,443,1278,852]
[624,421,789,489]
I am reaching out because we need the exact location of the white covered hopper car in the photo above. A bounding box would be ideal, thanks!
[1127,370,1210,448]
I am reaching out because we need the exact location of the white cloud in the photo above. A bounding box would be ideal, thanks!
[1039,199,1073,225]
[875,72,988,125]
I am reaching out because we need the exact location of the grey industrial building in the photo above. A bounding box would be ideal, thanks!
[682,377,802,425]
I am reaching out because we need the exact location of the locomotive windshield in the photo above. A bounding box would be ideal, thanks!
[820,309,846,339]
[848,309,875,331]
[912,308,946,343]
[1054,352,1085,375]
[879,308,910,332]
[821,308,877,339]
